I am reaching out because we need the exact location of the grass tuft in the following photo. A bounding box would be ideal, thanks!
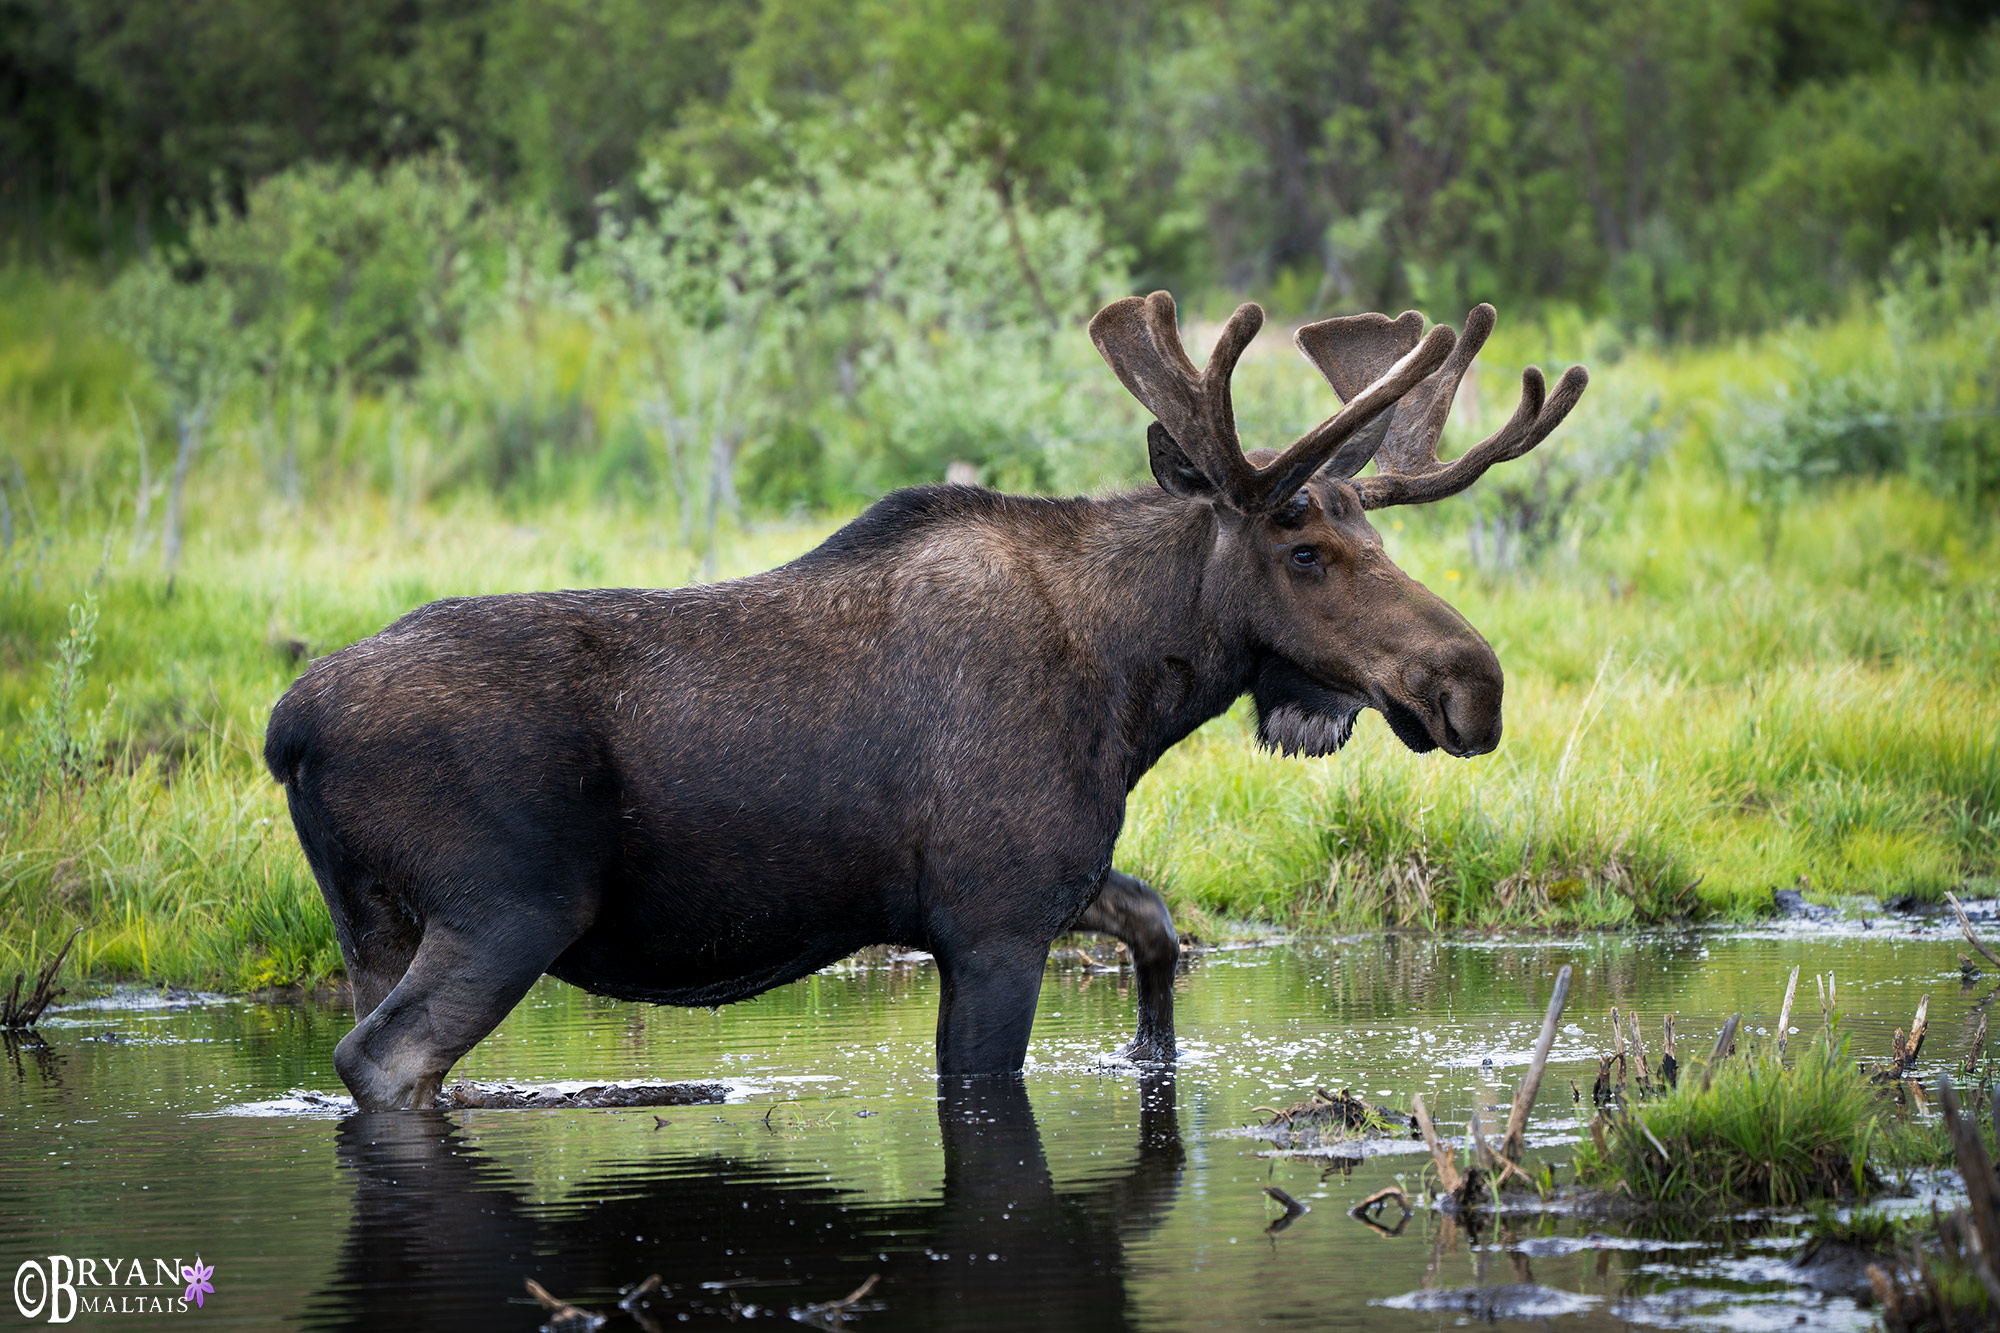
[1572,1038,1895,1208]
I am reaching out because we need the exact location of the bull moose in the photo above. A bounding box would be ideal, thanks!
[265,293,1586,1110]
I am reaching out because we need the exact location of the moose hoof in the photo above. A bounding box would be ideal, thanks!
[1119,1034,1179,1066]
[334,1032,444,1111]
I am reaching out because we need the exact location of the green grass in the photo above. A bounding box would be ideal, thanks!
[2,275,1997,988]
[1571,1038,1893,1208]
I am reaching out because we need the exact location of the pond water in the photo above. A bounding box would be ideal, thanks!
[0,918,1986,1331]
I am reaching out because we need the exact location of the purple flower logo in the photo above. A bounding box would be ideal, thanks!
[181,1258,214,1309]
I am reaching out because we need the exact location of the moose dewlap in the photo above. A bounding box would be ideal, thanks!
[265,291,1586,1110]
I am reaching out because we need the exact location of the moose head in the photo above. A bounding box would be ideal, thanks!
[1090,293,1588,761]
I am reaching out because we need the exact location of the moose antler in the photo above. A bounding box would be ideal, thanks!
[1294,302,1590,509]
[1088,291,1455,514]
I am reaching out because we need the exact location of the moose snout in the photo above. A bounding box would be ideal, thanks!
[1437,643,1505,756]
[1437,681,1503,756]
[1402,639,1504,757]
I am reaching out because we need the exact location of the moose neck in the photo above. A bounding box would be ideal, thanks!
[1035,490,1259,785]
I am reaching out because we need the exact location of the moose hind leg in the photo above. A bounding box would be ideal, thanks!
[1075,870,1180,1063]
[325,884,422,1024]
[285,791,420,1024]
[333,915,581,1111]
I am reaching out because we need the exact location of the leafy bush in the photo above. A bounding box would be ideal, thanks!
[581,124,1127,529]
[3,594,107,815]
[192,151,553,391]
[1734,234,2000,506]
[1727,41,2000,325]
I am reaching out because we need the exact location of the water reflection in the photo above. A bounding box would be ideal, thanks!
[306,1075,1183,1331]
[2,930,1963,1332]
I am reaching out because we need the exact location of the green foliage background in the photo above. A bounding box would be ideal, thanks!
[0,0,1998,987]
[8,0,1999,333]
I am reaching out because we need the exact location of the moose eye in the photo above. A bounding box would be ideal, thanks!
[1289,546,1320,570]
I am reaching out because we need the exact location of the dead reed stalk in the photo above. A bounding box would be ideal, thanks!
[1626,1011,1652,1092]
[1776,965,1800,1056]
[1947,892,2000,970]
[1,928,81,1030]
[1880,995,1930,1081]
[1500,964,1570,1161]
[1411,1094,1462,1194]
[1700,1014,1741,1092]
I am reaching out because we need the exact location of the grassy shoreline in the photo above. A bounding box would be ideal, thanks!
[4,304,1998,990]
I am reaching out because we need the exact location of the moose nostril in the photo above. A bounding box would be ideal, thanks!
[1437,691,1464,750]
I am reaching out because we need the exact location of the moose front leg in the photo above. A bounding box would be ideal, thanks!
[932,935,1051,1076]
[1074,869,1180,1064]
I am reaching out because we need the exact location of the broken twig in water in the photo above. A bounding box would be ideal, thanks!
[1263,1184,1308,1214]
[1626,1011,1652,1093]
[1608,1010,1629,1097]
[1590,1054,1616,1106]
[1263,1185,1309,1233]
[1467,1104,1529,1190]
[1776,965,1801,1057]
[1348,1186,1411,1236]
[1,927,81,1029]
[1948,892,2000,970]
[1700,1014,1741,1092]
[1411,1094,1462,1194]
[1500,964,1570,1162]
[795,1273,881,1327]
[1660,1015,1678,1088]
[1879,995,1930,1081]
[1351,1186,1406,1215]
[1968,1009,1988,1078]
[619,1275,667,1331]
[525,1278,607,1333]
[1467,1104,1499,1173]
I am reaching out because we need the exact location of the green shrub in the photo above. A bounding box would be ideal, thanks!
[1733,237,2000,507]
[1727,42,2000,324]
[3,593,107,815]
[193,151,553,391]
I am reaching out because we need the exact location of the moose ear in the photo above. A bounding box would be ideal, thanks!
[1147,421,1222,502]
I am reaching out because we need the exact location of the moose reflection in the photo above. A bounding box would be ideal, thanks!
[303,1077,1183,1332]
